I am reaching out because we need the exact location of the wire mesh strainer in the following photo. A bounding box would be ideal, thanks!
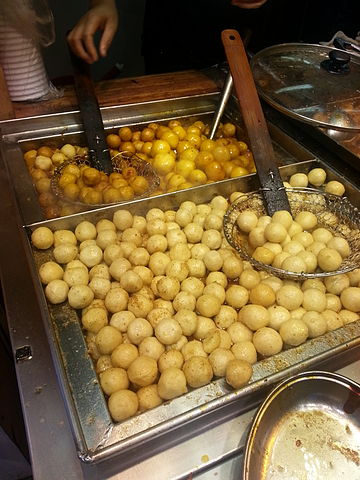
[223,188,360,281]
[50,151,160,207]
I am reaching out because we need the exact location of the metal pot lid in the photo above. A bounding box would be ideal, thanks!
[250,43,360,132]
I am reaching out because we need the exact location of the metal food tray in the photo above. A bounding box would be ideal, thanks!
[24,160,360,464]
[1,94,360,466]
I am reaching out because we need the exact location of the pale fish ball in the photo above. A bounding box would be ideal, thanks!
[204,214,223,231]
[225,359,253,389]
[138,336,165,360]
[169,243,191,262]
[292,232,314,248]
[174,309,198,336]
[231,341,257,364]
[261,276,283,293]
[153,298,175,314]
[132,215,147,234]
[147,307,172,329]
[281,255,307,273]
[203,283,226,304]
[164,210,176,222]
[209,348,235,377]
[75,220,97,242]
[252,246,275,265]
[109,258,132,281]
[165,260,189,282]
[227,321,253,343]
[96,229,118,250]
[206,271,228,288]
[146,208,165,222]
[191,243,210,260]
[222,256,243,279]
[347,269,360,286]
[327,237,350,258]
[271,210,293,230]
[192,214,206,227]
[252,327,283,356]
[219,248,236,261]
[183,223,203,243]
[63,267,89,287]
[225,285,249,309]
[39,261,64,284]
[183,356,213,388]
[158,350,184,372]
[321,310,343,331]
[132,266,153,286]
[179,200,196,215]
[187,258,206,278]
[307,168,326,187]
[201,229,222,249]
[297,251,317,273]
[317,248,343,272]
[202,329,221,354]
[66,259,88,271]
[126,318,153,346]
[289,173,308,188]
[249,284,276,308]
[248,227,266,248]
[102,244,121,265]
[340,287,360,312]
[95,325,123,355]
[166,335,188,352]
[80,239,97,251]
[312,227,333,244]
[181,277,204,298]
[82,307,108,333]
[257,215,272,229]
[193,317,216,341]
[121,227,142,246]
[302,311,327,338]
[127,355,158,388]
[53,243,78,264]
[239,269,261,289]
[279,318,309,346]
[137,384,162,412]
[146,218,167,236]
[290,307,306,320]
[156,277,180,301]
[79,244,103,268]
[239,304,269,331]
[96,355,113,374]
[68,284,94,309]
[203,251,223,272]
[172,291,196,312]
[111,343,138,369]
[197,203,212,216]
[325,293,342,312]
[108,389,139,422]
[109,311,134,333]
[236,210,258,233]
[129,247,150,267]
[295,211,317,230]
[148,252,170,276]
[324,274,350,295]
[137,285,154,301]
[167,228,187,248]
[155,318,182,345]
[209,195,227,211]
[306,241,327,257]
[196,294,221,317]
[229,191,245,203]
[264,222,288,243]
[282,241,305,256]
[325,180,345,196]
[119,241,137,258]
[302,279,326,292]
[96,219,116,233]
[60,143,76,158]
[157,367,187,400]
[127,293,153,318]
[268,305,291,330]
[112,209,133,231]
[89,264,110,280]
[263,242,283,256]
[213,305,237,329]
[339,309,360,325]
[276,285,304,310]
[288,221,303,238]
[175,208,193,228]
[104,287,129,313]
[34,154,52,170]
[45,279,69,304]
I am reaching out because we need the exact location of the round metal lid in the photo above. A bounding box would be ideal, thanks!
[250,43,360,132]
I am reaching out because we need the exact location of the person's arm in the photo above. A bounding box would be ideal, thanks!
[231,0,268,8]
[67,0,118,64]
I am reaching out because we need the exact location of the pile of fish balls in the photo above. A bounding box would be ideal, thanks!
[31,189,360,423]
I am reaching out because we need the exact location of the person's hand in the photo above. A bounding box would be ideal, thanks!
[67,0,118,64]
[231,0,268,8]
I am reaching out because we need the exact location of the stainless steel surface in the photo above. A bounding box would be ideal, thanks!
[0,94,360,479]
[209,73,233,140]
[243,371,360,480]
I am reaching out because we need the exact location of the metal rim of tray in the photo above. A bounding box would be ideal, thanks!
[223,187,360,280]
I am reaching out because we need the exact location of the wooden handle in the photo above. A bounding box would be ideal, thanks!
[222,29,290,214]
